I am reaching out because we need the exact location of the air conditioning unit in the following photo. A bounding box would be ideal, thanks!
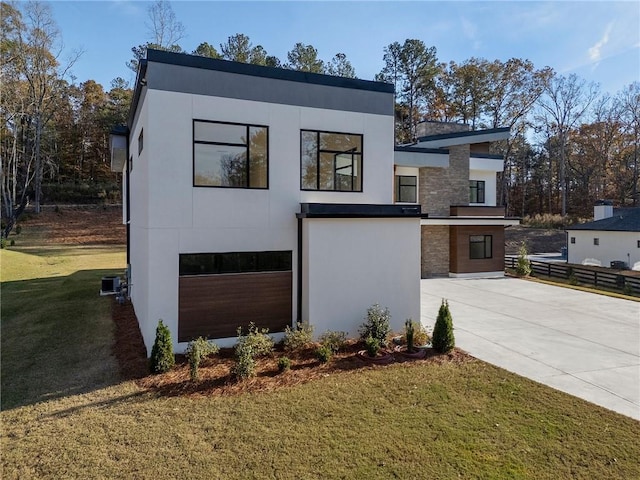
[610,260,627,270]
[100,276,120,296]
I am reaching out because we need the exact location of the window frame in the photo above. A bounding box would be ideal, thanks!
[594,238,599,246]
[469,180,486,204]
[138,129,143,155]
[570,237,576,244]
[395,175,417,203]
[192,119,269,189]
[300,129,363,192]
[469,234,493,260]
[179,251,292,276]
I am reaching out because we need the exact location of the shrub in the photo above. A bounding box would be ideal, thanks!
[0,238,6,249]
[359,303,391,347]
[318,330,348,353]
[411,322,430,347]
[236,322,274,358]
[315,345,332,363]
[185,337,219,382]
[9,239,15,246]
[232,343,255,380]
[278,356,291,372]
[150,319,175,373]
[432,300,455,354]
[404,319,415,351]
[283,322,314,352]
[15,225,21,235]
[515,242,531,277]
[364,336,380,357]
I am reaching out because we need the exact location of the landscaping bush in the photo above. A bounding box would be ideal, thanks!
[235,323,274,358]
[278,357,291,372]
[185,337,219,382]
[515,242,531,277]
[411,321,430,347]
[0,238,6,249]
[432,300,455,353]
[315,345,332,363]
[359,303,391,347]
[233,343,256,380]
[283,322,314,352]
[318,330,348,353]
[404,319,415,351]
[364,336,380,357]
[150,320,175,374]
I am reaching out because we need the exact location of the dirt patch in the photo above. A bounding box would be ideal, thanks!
[112,299,472,398]
[16,205,126,245]
[505,225,566,255]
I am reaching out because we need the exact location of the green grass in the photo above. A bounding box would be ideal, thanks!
[2,245,639,479]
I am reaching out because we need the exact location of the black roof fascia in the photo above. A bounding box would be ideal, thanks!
[146,49,394,94]
[297,203,422,218]
[470,152,504,160]
[416,127,511,144]
[394,146,449,154]
[127,59,148,128]
[110,125,129,136]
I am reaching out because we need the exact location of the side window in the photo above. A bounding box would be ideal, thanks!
[570,237,575,244]
[138,129,143,155]
[301,130,362,192]
[469,235,492,259]
[594,238,599,246]
[395,175,417,203]
[470,180,485,203]
[193,120,268,189]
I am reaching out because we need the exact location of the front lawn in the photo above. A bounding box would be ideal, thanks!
[2,245,639,479]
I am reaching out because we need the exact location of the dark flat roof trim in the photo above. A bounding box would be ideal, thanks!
[417,127,510,143]
[146,49,394,94]
[470,152,504,160]
[394,146,448,154]
[128,59,148,128]
[298,203,422,218]
[566,209,640,232]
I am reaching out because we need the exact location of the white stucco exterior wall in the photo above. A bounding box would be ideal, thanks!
[129,88,397,354]
[302,218,421,337]
[567,230,640,268]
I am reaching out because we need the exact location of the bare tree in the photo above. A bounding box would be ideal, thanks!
[619,82,640,205]
[537,73,599,216]
[147,0,185,48]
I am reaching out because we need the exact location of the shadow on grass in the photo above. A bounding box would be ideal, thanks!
[1,268,137,411]
[5,244,124,259]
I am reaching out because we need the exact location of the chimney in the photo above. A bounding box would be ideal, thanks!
[594,200,613,221]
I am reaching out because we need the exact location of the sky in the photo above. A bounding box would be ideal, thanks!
[44,0,640,95]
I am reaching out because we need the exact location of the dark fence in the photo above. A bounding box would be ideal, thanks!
[505,257,640,295]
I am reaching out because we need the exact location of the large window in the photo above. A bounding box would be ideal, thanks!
[179,251,292,276]
[301,130,362,191]
[395,175,417,203]
[469,235,492,259]
[193,120,268,188]
[470,180,485,203]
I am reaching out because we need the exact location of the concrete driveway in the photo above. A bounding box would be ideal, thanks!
[421,277,640,420]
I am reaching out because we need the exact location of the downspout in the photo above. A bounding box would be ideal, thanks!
[126,142,131,266]
[297,217,303,324]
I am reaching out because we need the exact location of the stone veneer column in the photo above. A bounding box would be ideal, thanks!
[421,225,449,277]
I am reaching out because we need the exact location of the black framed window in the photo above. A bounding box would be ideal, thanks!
[470,180,485,203]
[395,175,417,203]
[138,129,143,155]
[179,251,292,276]
[469,235,492,259]
[570,237,576,244]
[301,130,362,192]
[594,238,599,246]
[193,120,268,189]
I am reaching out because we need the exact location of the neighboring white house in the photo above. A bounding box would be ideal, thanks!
[110,49,422,355]
[566,202,640,269]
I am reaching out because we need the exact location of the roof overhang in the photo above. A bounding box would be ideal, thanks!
[421,217,520,226]
[416,127,511,148]
[109,126,128,172]
[394,148,449,168]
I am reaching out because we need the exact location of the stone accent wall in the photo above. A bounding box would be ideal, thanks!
[417,122,471,216]
[421,225,449,277]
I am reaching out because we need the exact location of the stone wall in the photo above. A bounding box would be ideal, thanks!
[421,225,449,277]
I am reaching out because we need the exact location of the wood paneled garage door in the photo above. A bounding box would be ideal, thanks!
[178,251,292,342]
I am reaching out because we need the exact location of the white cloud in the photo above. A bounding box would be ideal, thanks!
[588,22,613,62]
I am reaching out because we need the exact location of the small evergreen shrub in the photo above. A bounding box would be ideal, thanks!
[359,303,391,347]
[404,319,415,351]
[232,343,256,380]
[9,239,15,246]
[569,274,579,286]
[283,322,314,352]
[364,336,380,357]
[185,337,219,382]
[236,322,274,357]
[150,319,175,373]
[315,345,332,363]
[318,330,348,353]
[515,242,531,277]
[278,356,291,372]
[432,300,455,353]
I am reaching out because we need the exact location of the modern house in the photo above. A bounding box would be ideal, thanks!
[566,202,640,269]
[110,49,422,355]
[394,121,518,278]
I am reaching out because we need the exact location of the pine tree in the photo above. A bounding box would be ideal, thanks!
[432,299,455,353]
[150,319,175,373]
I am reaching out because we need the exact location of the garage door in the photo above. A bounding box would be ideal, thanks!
[178,251,292,342]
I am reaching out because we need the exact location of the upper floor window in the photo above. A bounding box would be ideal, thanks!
[395,175,417,203]
[470,180,485,203]
[193,120,268,189]
[470,235,492,259]
[301,130,362,192]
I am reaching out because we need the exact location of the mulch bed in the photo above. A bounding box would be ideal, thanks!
[111,299,472,399]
